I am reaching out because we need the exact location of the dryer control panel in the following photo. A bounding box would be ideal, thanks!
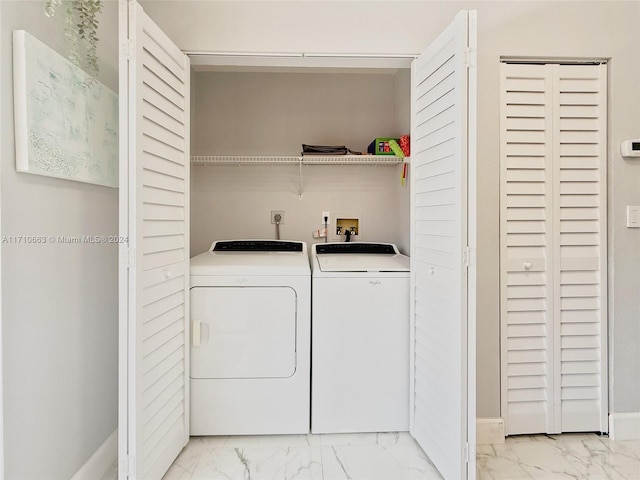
[213,240,303,252]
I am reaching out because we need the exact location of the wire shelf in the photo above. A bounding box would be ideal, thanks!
[191,155,406,166]
[191,156,298,165]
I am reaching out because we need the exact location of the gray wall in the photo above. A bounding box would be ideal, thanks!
[144,0,640,419]
[1,2,119,478]
[477,0,640,417]
[191,70,411,254]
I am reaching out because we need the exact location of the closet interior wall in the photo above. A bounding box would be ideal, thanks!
[190,68,412,254]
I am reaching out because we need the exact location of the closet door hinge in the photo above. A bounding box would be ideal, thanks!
[463,442,475,463]
[464,47,477,68]
[119,453,136,478]
[122,39,135,61]
[463,246,476,268]
[120,247,136,269]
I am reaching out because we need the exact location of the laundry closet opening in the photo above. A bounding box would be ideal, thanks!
[187,55,414,255]
[119,7,478,477]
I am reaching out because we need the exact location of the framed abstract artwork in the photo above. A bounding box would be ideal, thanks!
[13,30,118,188]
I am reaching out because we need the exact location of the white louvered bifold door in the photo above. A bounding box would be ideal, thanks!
[500,62,607,436]
[500,63,555,435]
[119,1,190,478]
[554,64,607,433]
[410,10,477,480]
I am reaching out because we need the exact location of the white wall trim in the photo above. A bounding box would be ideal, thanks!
[0,12,4,479]
[476,417,505,445]
[609,413,640,441]
[70,429,117,480]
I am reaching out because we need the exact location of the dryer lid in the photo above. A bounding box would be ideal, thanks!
[191,240,310,276]
[213,240,303,252]
[190,286,297,380]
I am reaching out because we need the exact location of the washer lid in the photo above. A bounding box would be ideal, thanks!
[315,243,397,255]
[316,254,409,272]
[313,243,409,272]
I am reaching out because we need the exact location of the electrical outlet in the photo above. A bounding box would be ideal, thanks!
[322,211,330,225]
[271,210,285,224]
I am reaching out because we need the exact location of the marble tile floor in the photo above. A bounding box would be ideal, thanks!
[158,431,640,480]
[162,432,442,480]
[477,433,640,480]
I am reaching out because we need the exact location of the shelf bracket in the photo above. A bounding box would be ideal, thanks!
[298,158,304,200]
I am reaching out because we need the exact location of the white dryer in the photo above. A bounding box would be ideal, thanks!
[311,242,410,434]
[190,240,310,435]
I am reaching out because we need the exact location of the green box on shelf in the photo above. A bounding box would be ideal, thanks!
[367,137,400,155]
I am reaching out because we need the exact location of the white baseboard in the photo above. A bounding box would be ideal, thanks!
[609,412,640,441]
[71,429,118,480]
[476,417,505,445]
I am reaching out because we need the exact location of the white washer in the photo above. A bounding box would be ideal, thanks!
[190,240,310,435]
[311,242,410,434]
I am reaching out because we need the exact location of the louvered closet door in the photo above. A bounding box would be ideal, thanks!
[500,62,607,436]
[500,63,555,435]
[554,64,607,433]
[119,1,190,478]
[410,10,476,480]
